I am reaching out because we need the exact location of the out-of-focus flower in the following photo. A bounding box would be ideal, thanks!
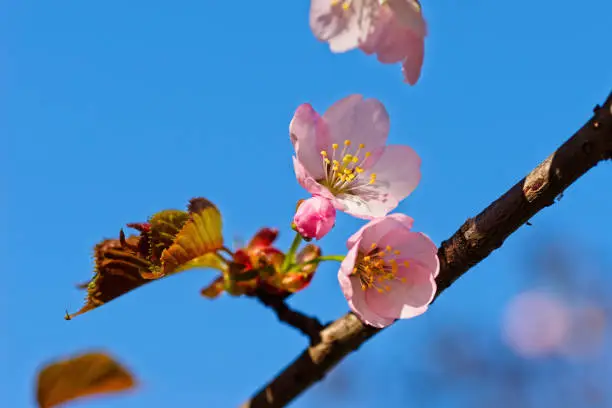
[338,213,438,328]
[502,291,571,357]
[309,0,427,84]
[293,196,337,240]
[290,94,421,219]
[559,305,606,359]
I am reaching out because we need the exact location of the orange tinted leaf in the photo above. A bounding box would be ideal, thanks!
[146,209,190,264]
[36,351,136,408]
[201,276,225,299]
[160,197,224,275]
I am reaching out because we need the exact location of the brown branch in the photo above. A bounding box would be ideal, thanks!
[241,91,612,408]
[254,290,326,345]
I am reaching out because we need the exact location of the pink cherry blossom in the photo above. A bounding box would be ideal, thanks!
[290,94,421,219]
[309,0,427,84]
[502,291,571,357]
[337,213,439,328]
[293,196,337,240]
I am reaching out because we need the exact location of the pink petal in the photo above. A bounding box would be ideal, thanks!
[359,4,425,85]
[362,144,421,204]
[292,156,334,198]
[322,94,390,166]
[391,232,439,277]
[338,241,361,299]
[347,276,395,328]
[365,263,436,320]
[335,189,399,219]
[309,0,376,53]
[346,213,414,249]
[401,34,424,85]
[385,0,427,36]
[290,103,330,180]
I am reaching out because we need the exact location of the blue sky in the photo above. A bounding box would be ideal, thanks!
[2,0,612,407]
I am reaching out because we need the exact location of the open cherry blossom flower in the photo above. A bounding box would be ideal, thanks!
[337,213,439,328]
[290,94,421,219]
[309,0,427,84]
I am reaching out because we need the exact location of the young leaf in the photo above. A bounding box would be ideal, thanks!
[35,351,136,408]
[66,235,153,320]
[201,276,225,299]
[147,209,190,264]
[159,197,224,275]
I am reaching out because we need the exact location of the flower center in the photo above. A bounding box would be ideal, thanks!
[352,242,409,292]
[318,140,377,196]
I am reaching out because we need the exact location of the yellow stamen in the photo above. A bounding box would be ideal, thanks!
[317,139,377,195]
[351,243,407,292]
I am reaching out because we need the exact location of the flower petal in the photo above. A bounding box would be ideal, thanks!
[392,232,439,277]
[333,192,397,219]
[338,241,361,299]
[322,94,390,165]
[310,0,378,53]
[365,263,436,320]
[348,276,396,328]
[346,213,414,249]
[362,144,421,204]
[290,103,330,180]
[359,4,425,85]
[385,0,427,36]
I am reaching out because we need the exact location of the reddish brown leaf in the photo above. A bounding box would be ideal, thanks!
[66,235,153,320]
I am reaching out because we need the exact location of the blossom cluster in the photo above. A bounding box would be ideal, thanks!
[290,94,438,327]
[67,0,438,330]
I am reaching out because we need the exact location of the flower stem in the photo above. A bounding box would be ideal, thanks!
[315,255,345,262]
[282,232,303,272]
[287,254,345,272]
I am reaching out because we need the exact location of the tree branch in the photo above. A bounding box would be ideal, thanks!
[255,290,325,345]
[241,91,612,408]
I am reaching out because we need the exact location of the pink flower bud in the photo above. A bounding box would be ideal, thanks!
[293,196,336,240]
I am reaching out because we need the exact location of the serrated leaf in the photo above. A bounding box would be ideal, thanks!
[159,197,224,275]
[35,351,136,408]
[66,235,153,320]
[147,209,190,264]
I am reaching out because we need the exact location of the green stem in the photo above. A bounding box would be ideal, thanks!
[287,254,345,272]
[315,255,345,262]
[282,232,303,272]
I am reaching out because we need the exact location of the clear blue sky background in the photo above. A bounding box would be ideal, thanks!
[2,0,612,407]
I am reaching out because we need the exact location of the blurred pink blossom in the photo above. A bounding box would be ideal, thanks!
[290,94,421,219]
[559,305,606,359]
[502,291,571,357]
[337,213,439,328]
[309,0,427,84]
[293,196,336,240]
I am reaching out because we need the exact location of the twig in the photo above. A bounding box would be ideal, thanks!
[254,290,325,345]
[240,91,612,408]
